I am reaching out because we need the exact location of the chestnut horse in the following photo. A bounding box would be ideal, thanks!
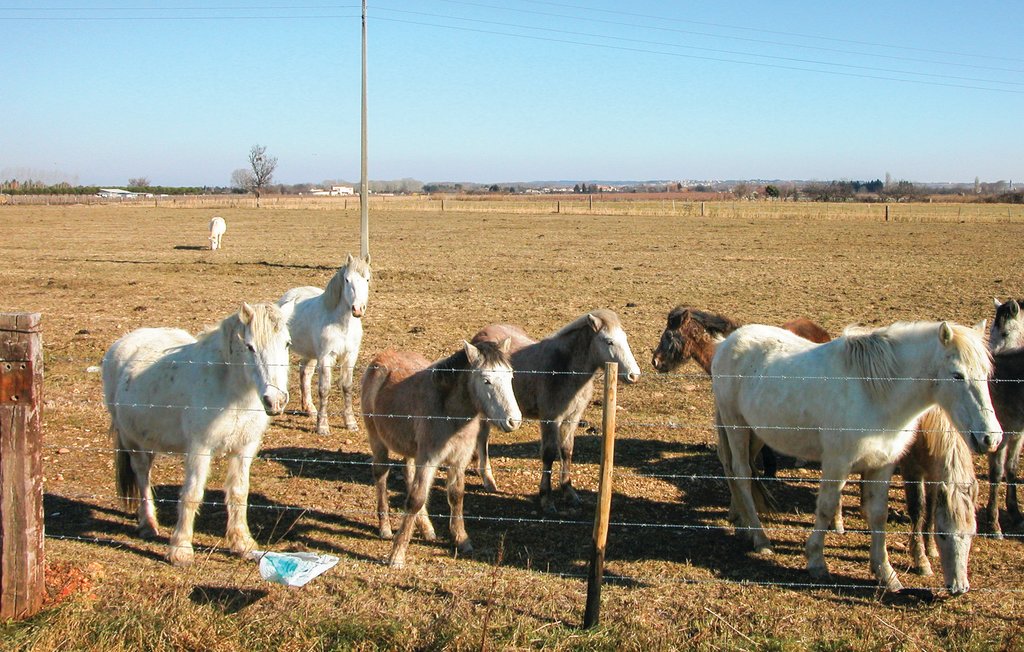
[985,298,1024,537]
[650,306,831,478]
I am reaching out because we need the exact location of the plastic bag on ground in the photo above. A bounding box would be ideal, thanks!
[257,551,339,587]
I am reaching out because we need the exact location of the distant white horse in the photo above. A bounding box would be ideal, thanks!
[102,302,292,566]
[278,254,371,435]
[209,216,226,250]
[712,321,1001,591]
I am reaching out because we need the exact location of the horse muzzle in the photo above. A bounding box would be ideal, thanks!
[973,430,1002,454]
[352,306,365,318]
[621,369,641,384]
[498,415,522,433]
[262,389,289,416]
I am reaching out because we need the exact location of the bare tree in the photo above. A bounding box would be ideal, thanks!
[231,168,254,193]
[128,177,150,187]
[248,144,277,207]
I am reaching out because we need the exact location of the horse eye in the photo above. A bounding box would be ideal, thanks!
[483,378,492,385]
[605,338,614,346]
[286,341,292,349]
[246,343,256,353]
[952,372,965,381]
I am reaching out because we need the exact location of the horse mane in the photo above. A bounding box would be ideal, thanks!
[196,303,287,357]
[323,257,372,311]
[432,340,509,392]
[917,409,977,494]
[669,306,740,337]
[840,324,902,397]
[842,322,991,397]
[552,309,621,339]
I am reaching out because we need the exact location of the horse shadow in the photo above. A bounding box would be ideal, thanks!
[172,245,207,251]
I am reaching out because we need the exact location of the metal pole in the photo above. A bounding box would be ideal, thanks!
[359,0,370,259]
[583,362,618,628]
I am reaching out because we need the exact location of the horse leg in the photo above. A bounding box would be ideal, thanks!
[368,432,393,539]
[759,445,778,479]
[474,420,499,493]
[558,419,582,507]
[723,423,772,553]
[1005,433,1024,527]
[446,451,473,556]
[539,419,559,514]
[224,445,259,558]
[805,462,850,582]
[299,359,317,417]
[986,447,1006,539]
[315,358,333,436]
[715,420,743,526]
[388,458,439,569]
[338,357,359,432]
[130,450,160,538]
[904,472,933,576]
[168,449,213,567]
[862,465,902,591]
[406,458,436,541]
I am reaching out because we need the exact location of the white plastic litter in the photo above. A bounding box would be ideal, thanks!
[86,365,102,373]
[257,551,339,587]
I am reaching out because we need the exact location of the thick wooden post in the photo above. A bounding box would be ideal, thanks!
[583,362,617,629]
[0,313,45,620]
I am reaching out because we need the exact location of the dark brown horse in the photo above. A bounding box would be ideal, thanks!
[360,339,521,568]
[472,310,642,512]
[985,347,1024,538]
[650,306,832,477]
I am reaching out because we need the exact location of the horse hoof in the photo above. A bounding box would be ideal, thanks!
[167,546,194,567]
[540,498,559,516]
[138,525,160,540]
[753,545,774,556]
[387,556,406,569]
[456,541,474,557]
[345,420,360,432]
[316,425,331,437]
[808,566,830,581]
[913,564,934,577]
[379,529,393,540]
[562,487,583,506]
[230,538,258,557]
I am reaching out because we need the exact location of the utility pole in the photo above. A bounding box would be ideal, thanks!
[360,0,370,259]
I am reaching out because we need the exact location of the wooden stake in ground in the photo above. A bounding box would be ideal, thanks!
[583,362,617,629]
[0,312,44,620]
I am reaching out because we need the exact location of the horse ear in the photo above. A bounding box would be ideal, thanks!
[498,337,512,355]
[464,340,481,365]
[240,302,255,325]
[939,321,954,346]
[364,253,372,266]
[587,313,603,332]
[278,298,296,321]
[1010,300,1020,317]
[668,309,688,330]
[994,297,1003,309]
[346,253,354,266]
[974,318,988,335]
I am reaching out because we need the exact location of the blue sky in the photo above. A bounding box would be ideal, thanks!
[3,1,1023,186]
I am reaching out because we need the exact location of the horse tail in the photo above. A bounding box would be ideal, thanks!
[112,423,139,512]
[751,475,778,515]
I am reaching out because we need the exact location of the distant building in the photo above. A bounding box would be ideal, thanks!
[310,185,355,196]
[97,188,140,199]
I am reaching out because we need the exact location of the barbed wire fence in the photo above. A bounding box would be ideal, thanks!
[27,353,1024,603]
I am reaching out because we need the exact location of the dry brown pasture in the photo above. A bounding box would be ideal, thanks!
[3,203,1024,651]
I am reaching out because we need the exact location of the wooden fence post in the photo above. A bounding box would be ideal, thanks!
[0,313,45,621]
[583,362,617,629]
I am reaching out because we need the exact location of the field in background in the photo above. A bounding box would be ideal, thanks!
[4,192,1023,222]
[3,203,1024,650]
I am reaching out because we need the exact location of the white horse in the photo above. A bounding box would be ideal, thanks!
[278,254,371,435]
[102,302,292,566]
[208,216,226,250]
[712,321,1001,591]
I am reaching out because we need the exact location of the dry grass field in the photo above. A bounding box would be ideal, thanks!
[3,202,1024,650]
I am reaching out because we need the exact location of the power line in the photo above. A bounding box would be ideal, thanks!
[374,15,1024,94]
[373,6,1024,89]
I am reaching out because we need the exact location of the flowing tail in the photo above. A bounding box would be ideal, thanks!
[112,423,139,512]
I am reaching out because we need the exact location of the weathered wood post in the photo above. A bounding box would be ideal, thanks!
[0,313,45,620]
[583,362,617,629]
[700,201,706,217]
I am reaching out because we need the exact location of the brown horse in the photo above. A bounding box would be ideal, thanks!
[650,306,832,478]
[472,310,642,512]
[901,408,978,594]
[360,339,521,568]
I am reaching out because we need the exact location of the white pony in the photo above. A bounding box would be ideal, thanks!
[278,254,371,435]
[712,321,1001,591]
[208,216,226,250]
[102,302,292,566]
